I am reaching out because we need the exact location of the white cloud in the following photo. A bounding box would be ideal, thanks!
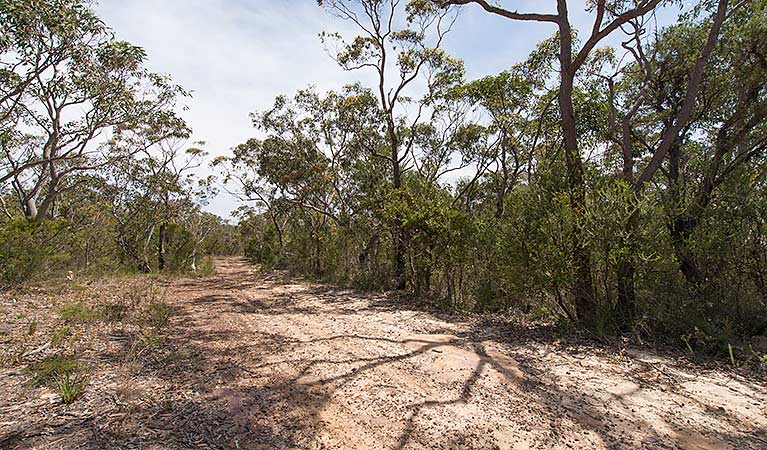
[95,0,682,219]
[96,0,366,218]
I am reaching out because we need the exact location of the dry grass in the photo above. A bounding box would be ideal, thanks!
[0,273,174,406]
[2,259,766,450]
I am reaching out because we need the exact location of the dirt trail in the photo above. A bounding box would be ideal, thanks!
[2,257,766,449]
[158,258,766,449]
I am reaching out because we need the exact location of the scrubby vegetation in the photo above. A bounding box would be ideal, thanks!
[2,2,766,447]
[0,0,240,288]
[216,0,767,359]
[2,0,766,367]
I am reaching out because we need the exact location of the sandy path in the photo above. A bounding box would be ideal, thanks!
[152,257,766,449]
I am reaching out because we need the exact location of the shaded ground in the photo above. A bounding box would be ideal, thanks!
[1,257,766,449]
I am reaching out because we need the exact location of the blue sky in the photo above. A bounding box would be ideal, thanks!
[95,0,684,219]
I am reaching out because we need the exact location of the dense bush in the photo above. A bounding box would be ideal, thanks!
[230,0,767,354]
[0,218,66,287]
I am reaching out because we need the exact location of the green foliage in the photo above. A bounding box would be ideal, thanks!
[27,355,78,387]
[193,256,216,277]
[1,0,229,281]
[53,370,86,404]
[2,0,766,366]
[0,218,67,287]
[60,302,99,323]
[220,0,767,362]
[100,301,130,322]
[50,326,73,346]
[141,301,173,329]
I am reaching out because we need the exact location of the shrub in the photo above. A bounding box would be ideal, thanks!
[100,300,129,322]
[0,218,67,287]
[122,281,162,309]
[122,332,163,367]
[141,301,173,329]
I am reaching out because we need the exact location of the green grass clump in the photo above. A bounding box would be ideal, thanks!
[141,301,173,329]
[59,302,99,322]
[27,355,87,403]
[53,371,86,404]
[100,301,129,322]
[27,354,78,386]
[50,326,72,346]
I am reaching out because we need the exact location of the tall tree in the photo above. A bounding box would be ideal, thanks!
[607,0,759,290]
[319,0,463,288]
[433,0,695,330]
[217,85,385,274]
[0,0,188,219]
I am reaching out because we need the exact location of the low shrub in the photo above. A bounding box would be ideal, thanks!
[59,302,99,322]
[141,301,173,329]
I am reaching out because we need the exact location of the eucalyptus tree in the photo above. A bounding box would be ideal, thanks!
[217,85,386,274]
[451,43,558,219]
[106,131,205,272]
[0,0,98,163]
[181,208,221,273]
[569,0,742,330]
[215,139,290,252]
[318,0,464,288]
[431,0,733,330]
[604,0,765,291]
[0,0,189,220]
[144,142,207,272]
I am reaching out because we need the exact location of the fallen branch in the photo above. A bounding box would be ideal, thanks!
[22,341,51,358]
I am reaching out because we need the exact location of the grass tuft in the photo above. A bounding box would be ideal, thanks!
[59,302,99,322]
[50,325,73,346]
[100,300,129,322]
[27,354,78,386]
[141,301,173,329]
[53,370,86,404]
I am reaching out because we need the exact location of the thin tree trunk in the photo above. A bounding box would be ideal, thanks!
[668,216,704,285]
[389,119,407,290]
[315,232,322,275]
[495,143,509,220]
[158,222,166,271]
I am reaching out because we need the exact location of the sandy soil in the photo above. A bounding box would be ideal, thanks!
[2,257,766,449]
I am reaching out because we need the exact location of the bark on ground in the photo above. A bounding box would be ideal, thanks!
[1,257,765,449]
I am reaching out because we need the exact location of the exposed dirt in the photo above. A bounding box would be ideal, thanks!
[2,257,766,449]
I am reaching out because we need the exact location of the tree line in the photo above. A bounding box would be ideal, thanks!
[0,0,239,285]
[219,0,767,353]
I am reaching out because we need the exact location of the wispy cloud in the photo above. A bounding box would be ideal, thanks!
[97,0,366,217]
[96,0,681,218]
